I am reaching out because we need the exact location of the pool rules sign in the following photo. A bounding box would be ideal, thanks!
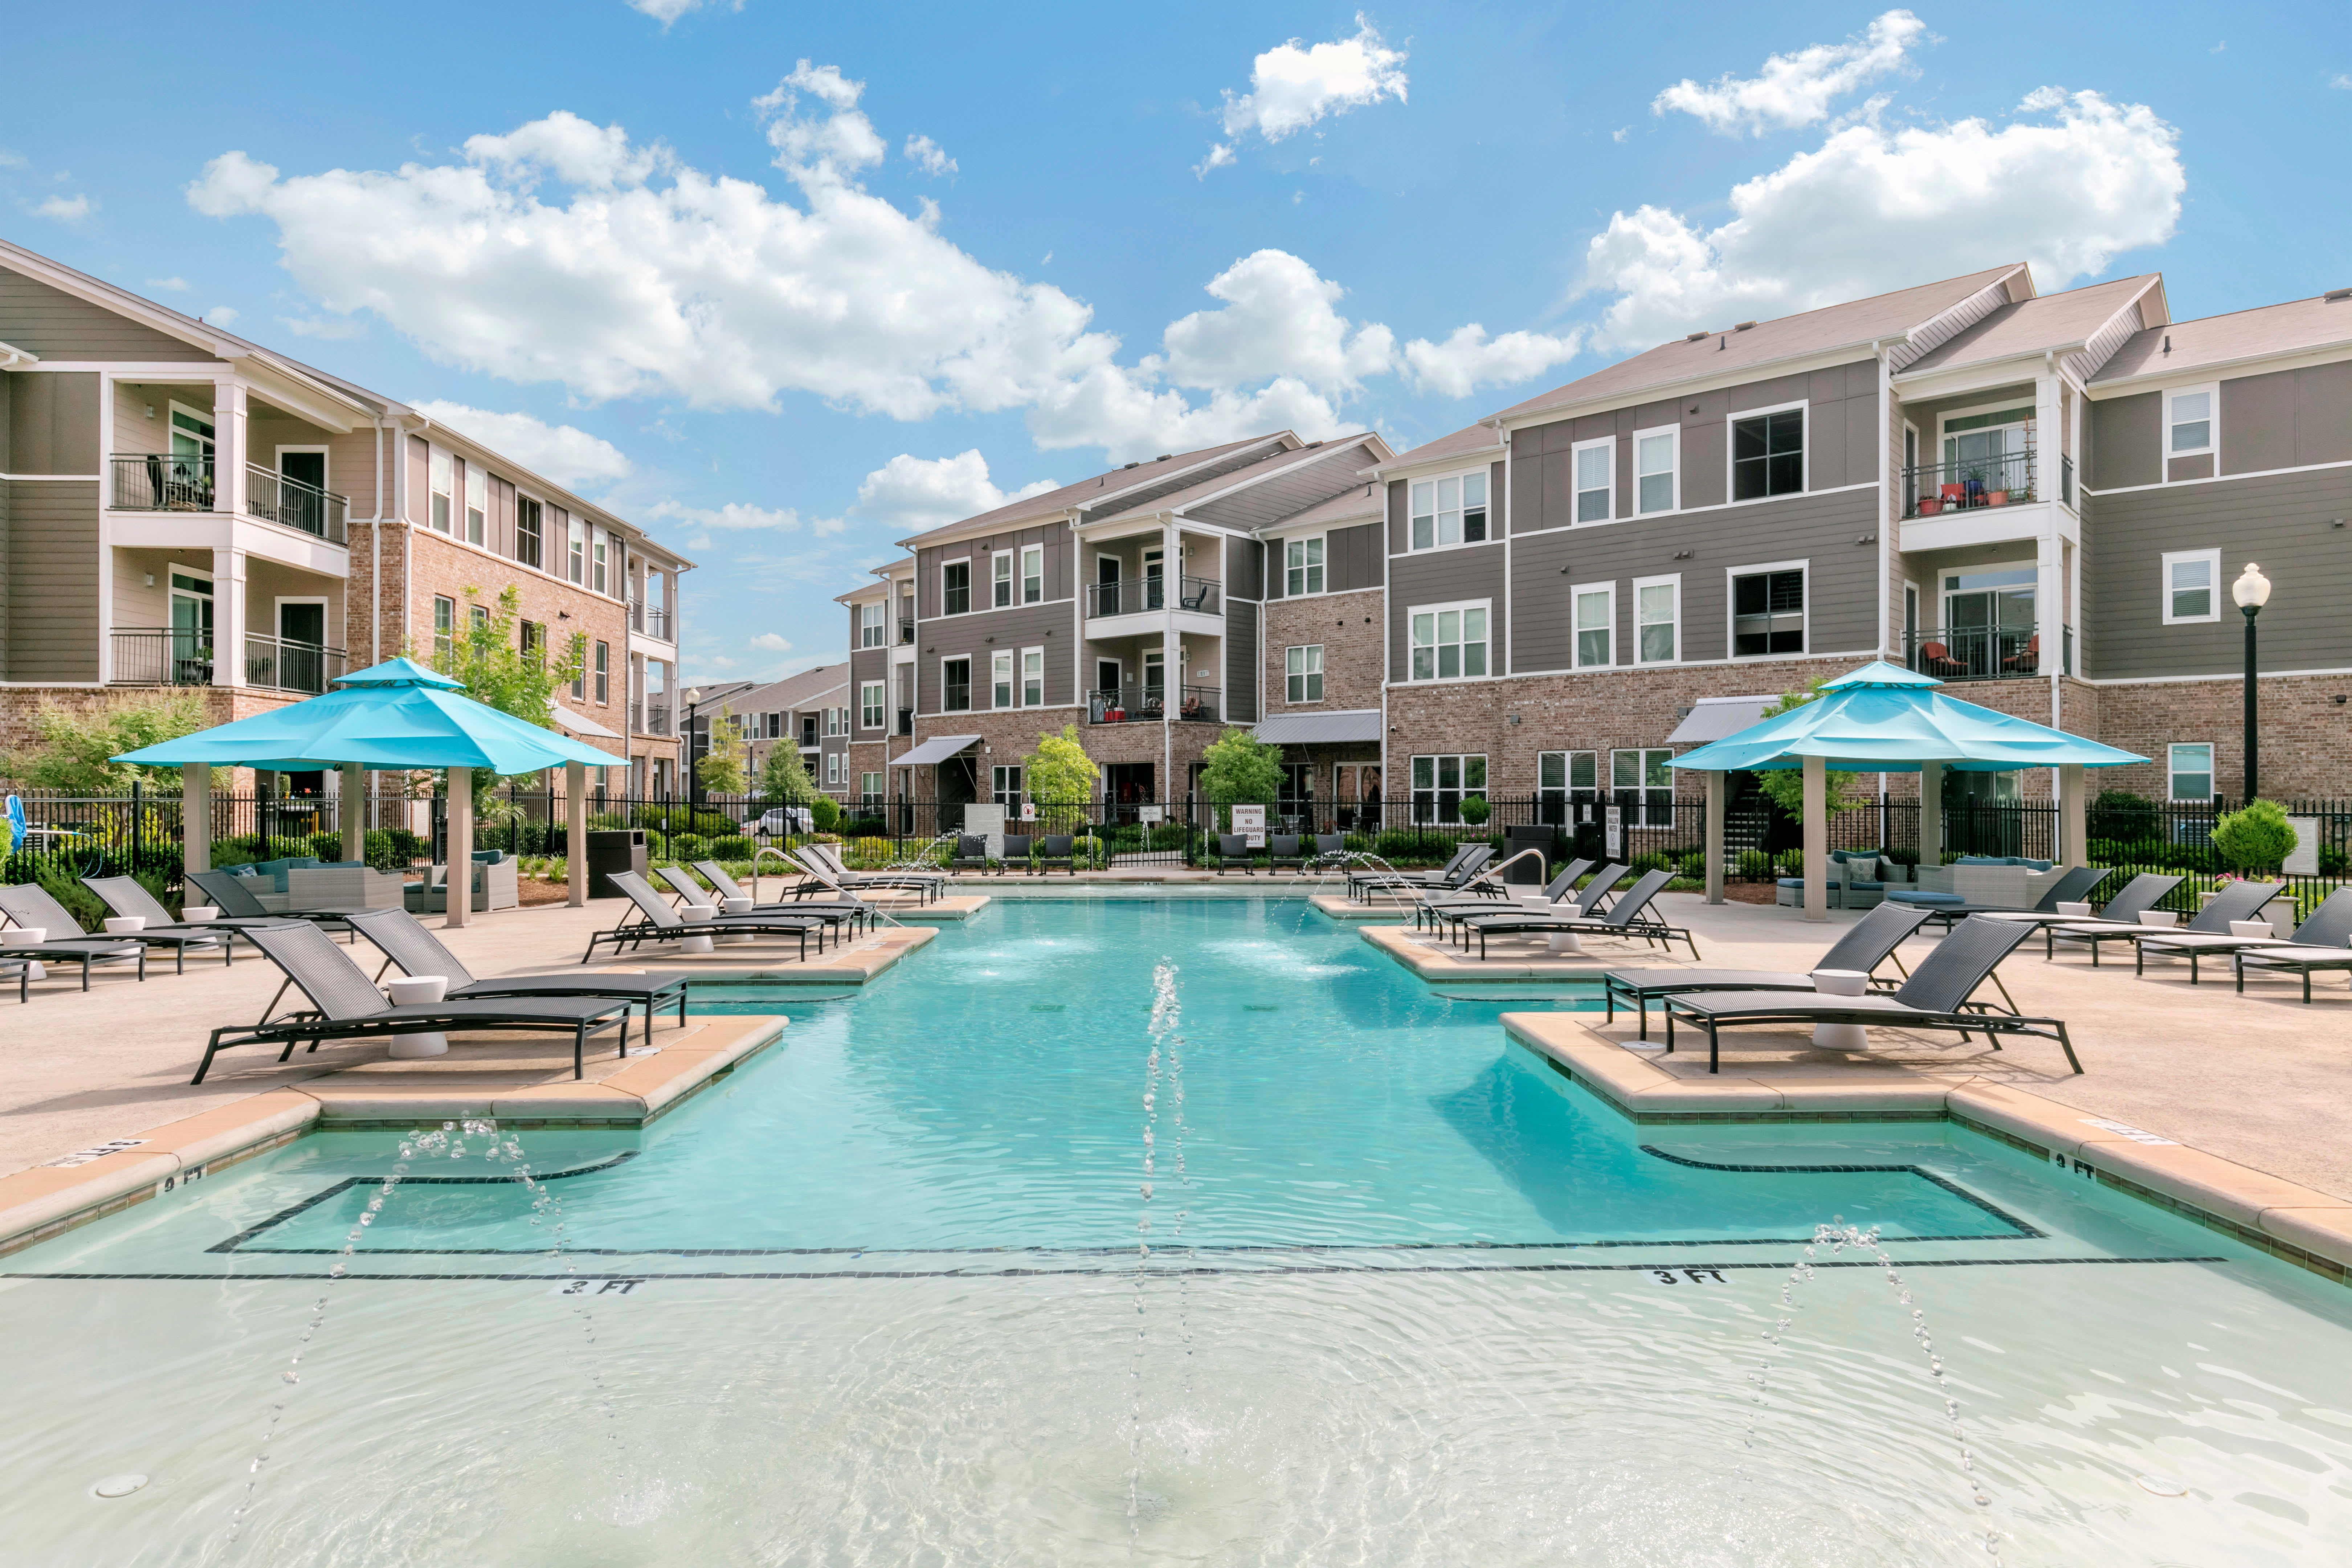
[1231,804,1266,848]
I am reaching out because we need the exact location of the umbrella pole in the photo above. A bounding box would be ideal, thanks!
[446,766,472,929]
[566,760,588,908]
[1802,756,1827,923]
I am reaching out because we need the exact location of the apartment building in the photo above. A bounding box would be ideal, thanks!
[684,662,852,801]
[840,559,915,809]
[0,238,693,793]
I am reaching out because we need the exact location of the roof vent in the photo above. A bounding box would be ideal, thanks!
[1156,453,1172,461]
[1304,440,1323,449]
[1733,320,1757,331]
[2162,335,2172,354]
[2327,288,2352,303]
[1685,331,1708,342]
[1123,461,1140,469]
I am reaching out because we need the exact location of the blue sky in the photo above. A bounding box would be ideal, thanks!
[5,3,2347,684]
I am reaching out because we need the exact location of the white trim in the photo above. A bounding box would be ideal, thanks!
[1381,649,1888,687]
[1569,579,1617,669]
[938,651,974,714]
[990,548,1014,609]
[1283,532,1327,597]
[1403,466,1493,553]
[940,555,972,617]
[1630,423,1679,516]
[1284,641,1325,705]
[1020,644,1045,707]
[859,678,886,731]
[1632,573,1682,665]
[991,648,1015,709]
[0,472,104,481]
[1726,399,1809,502]
[2083,454,2352,497]
[1020,543,1045,605]
[273,441,330,493]
[2160,548,2222,625]
[1724,558,1810,661]
[2166,741,2215,803]
[1403,597,1494,683]
[2164,382,2219,465]
[1570,434,1615,525]
[1477,480,1879,550]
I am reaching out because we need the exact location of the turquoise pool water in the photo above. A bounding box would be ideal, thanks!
[4,897,2351,1564]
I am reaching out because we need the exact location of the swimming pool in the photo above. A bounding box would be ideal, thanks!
[5,897,2350,1563]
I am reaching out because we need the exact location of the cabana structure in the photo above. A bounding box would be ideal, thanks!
[113,658,620,926]
[1669,662,2147,923]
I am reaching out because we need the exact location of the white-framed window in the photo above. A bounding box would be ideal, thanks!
[1410,754,1487,823]
[1286,535,1324,595]
[1728,562,1806,658]
[1408,470,1489,551]
[2161,548,2221,624]
[593,640,609,705]
[464,463,486,546]
[942,559,971,616]
[515,495,543,569]
[991,764,1024,809]
[1612,748,1677,828]
[432,594,454,661]
[1021,544,1044,604]
[593,532,608,595]
[861,680,885,729]
[1021,646,1044,707]
[2168,742,2214,803]
[992,551,1014,609]
[992,650,1014,708]
[429,448,452,533]
[861,771,882,801]
[1538,750,1600,824]
[1408,600,1490,681]
[1633,424,1678,515]
[1571,581,1615,669]
[1633,574,1680,664]
[1572,436,1614,523]
[826,751,842,786]
[859,602,885,647]
[568,518,586,584]
[1730,403,1806,501]
[2167,384,2217,458]
[1286,644,1323,703]
[941,656,971,712]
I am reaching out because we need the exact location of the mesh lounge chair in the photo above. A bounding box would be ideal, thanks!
[1309,833,1348,869]
[343,907,691,1032]
[2050,878,2278,969]
[1450,863,1625,941]
[83,874,288,962]
[0,958,26,1003]
[1035,835,1078,875]
[1602,901,1935,1039]
[187,867,361,942]
[1,881,236,975]
[1414,859,1589,932]
[1917,865,2115,932]
[196,920,634,1084]
[693,861,878,932]
[1463,869,1700,961]
[1213,834,1256,875]
[1348,844,1493,901]
[0,923,145,990]
[657,864,869,939]
[582,871,830,964]
[787,848,932,910]
[799,842,944,901]
[2233,889,2352,1001]
[1662,915,2075,1074]
[2132,883,2313,983]
[2017,872,2184,959]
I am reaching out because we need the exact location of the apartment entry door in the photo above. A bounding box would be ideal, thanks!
[168,571,214,684]
[1143,549,1165,611]
[277,601,328,694]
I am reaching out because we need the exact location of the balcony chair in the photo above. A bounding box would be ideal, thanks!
[2002,635,2040,675]
[1917,641,1965,678]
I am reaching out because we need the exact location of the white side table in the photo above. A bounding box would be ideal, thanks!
[12,928,48,981]
[385,975,450,1058]
[1810,968,1870,1052]
[721,895,755,943]
[679,905,716,955]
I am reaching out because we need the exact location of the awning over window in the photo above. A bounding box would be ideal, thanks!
[1665,696,1773,746]
[1250,710,1383,745]
[549,703,621,740]
[892,733,981,766]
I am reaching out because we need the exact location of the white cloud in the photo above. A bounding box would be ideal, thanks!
[748,632,792,652]
[645,498,810,532]
[903,135,957,177]
[205,306,240,325]
[1156,250,1397,396]
[625,0,738,26]
[148,276,191,292]
[34,194,91,223]
[1208,13,1408,170]
[0,148,27,169]
[409,400,634,489]
[1654,10,1927,136]
[278,314,366,340]
[1403,324,1585,399]
[1612,126,1630,143]
[1193,143,1237,180]
[2331,73,2352,90]
[851,450,1057,532]
[1581,89,2184,349]
[465,111,667,188]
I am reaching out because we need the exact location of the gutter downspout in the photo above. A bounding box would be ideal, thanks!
[1874,337,1892,801]
[371,419,385,665]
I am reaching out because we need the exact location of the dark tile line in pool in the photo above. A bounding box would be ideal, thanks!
[1637,1145,2045,1238]
[204,1151,642,1254]
[222,1230,2040,1256]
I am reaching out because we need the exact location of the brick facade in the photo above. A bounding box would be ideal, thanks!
[1262,588,1384,715]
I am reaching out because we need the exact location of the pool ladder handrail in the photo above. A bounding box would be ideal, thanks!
[749,842,907,930]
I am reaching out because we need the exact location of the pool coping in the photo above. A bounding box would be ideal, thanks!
[1357,922,1629,980]
[1503,1011,2352,1291]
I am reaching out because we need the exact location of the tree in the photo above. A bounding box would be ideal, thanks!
[1023,723,1098,817]
[1200,727,1283,828]
[698,704,747,796]
[409,583,584,799]
[4,693,222,792]
[1754,675,1863,823]
[759,743,818,806]
[2213,799,2297,873]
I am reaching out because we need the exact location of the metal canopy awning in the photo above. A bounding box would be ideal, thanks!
[1665,696,1774,746]
[1250,710,1383,745]
[892,733,982,767]
[550,702,621,740]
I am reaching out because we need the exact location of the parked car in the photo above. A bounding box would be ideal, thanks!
[755,806,813,838]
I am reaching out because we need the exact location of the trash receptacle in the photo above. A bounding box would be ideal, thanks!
[586,829,647,899]
[1504,824,1551,886]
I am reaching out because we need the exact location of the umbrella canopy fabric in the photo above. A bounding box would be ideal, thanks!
[111,657,618,774]
[1669,660,2146,775]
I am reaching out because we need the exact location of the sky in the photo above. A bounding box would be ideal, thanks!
[5,2,2347,685]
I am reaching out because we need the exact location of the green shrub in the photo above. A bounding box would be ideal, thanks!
[2087,789,2160,843]
[1148,823,1191,852]
[842,817,886,839]
[2322,846,2348,877]
[706,834,754,860]
[810,797,842,833]
[1458,794,1491,826]
[2212,799,2297,873]
[1735,849,1772,879]
[1630,850,1673,874]
[1779,848,1803,874]
[587,811,630,831]
[32,864,106,931]
[668,833,709,863]
[306,831,343,861]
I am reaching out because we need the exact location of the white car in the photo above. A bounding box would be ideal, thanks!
[755,806,813,838]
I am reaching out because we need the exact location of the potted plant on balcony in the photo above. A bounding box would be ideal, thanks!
[1915,493,1944,516]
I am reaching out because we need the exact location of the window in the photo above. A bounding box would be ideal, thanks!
[1410,754,1487,823]
[429,449,452,532]
[1286,536,1324,596]
[593,641,609,705]
[942,657,971,712]
[568,519,586,584]
[992,650,1015,709]
[1634,575,1680,663]
[993,552,1013,608]
[2162,549,2220,624]
[943,560,970,616]
[1634,426,1677,514]
[2168,742,2214,803]
[433,595,455,662]
[861,771,882,802]
[1286,644,1324,703]
[1538,750,1599,825]
[1572,582,1614,668]
[991,764,1024,809]
[520,621,544,665]
[1408,470,1488,550]
[1731,407,1804,501]
[463,464,486,545]
[1022,646,1044,707]
[571,642,586,699]
[859,602,885,648]
[593,534,608,595]
[765,712,781,739]
[861,680,885,730]
[1613,748,1676,828]
[1573,437,1613,523]
[516,496,543,569]
[826,752,841,786]
[2168,387,2215,456]
[1408,600,1489,681]
[470,604,490,633]
[1022,545,1043,604]
[1730,566,1805,657]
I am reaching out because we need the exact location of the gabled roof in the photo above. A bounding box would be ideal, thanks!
[1262,481,1383,534]
[895,434,1291,548]
[1378,422,1502,473]
[730,662,850,712]
[1897,275,2161,378]
[2091,291,2352,387]
[1089,433,1388,529]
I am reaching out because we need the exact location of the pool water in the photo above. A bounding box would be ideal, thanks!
[4,897,2351,1564]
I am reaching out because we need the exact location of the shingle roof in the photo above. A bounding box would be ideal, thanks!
[2091,292,2352,386]
[1898,276,2158,377]
[895,434,1284,547]
[1263,482,1383,533]
[731,662,850,711]
[1379,422,1502,470]
[1091,433,1379,524]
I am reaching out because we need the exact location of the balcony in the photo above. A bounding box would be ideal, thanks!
[109,455,347,543]
[629,702,672,736]
[897,707,914,736]
[109,628,345,693]
[898,618,915,645]
[1904,624,2070,681]
[629,600,673,641]
[1899,450,2037,520]
[1085,577,1220,618]
[1087,685,1220,724]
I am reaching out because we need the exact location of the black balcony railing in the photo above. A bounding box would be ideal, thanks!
[645,703,672,736]
[1086,684,1220,723]
[1900,450,2037,519]
[898,618,915,644]
[245,464,348,543]
[2061,453,2075,507]
[244,633,345,694]
[110,453,214,512]
[1905,623,2069,681]
[110,628,343,691]
[630,601,673,640]
[1086,576,1221,617]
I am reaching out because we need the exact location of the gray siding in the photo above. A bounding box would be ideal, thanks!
[1511,486,1879,671]
[1896,382,2037,457]
[6,370,99,473]
[5,479,99,680]
[1224,538,1264,600]
[849,646,890,736]
[914,600,1074,715]
[2090,392,2161,490]
[2220,361,2352,474]
[1225,600,1259,722]
[915,520,1074,618]
[0,267,216,361]
[1387,541,1507,682]
[2083,466,2352,680]
[1329,521,1382,592]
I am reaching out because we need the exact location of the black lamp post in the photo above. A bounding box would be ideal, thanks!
[2231,564,2271,803]
[682,686,704,807]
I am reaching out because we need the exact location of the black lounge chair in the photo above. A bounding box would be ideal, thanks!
[196,920,634,1084]
[999,834,1033,870]
[798,842,944,901]
[948,834,989,870]
[186,867,362,942]
[582,871,829,963]
[692,861,877,928]
[2132,882,2312,983]
[2053,878,2279,969]
[1,881,234,975]
[83,874,288,962]
[788,848,942,907]
[1414,859,1588,933]
[2233,889,2352,1001]
[1309,833,1348,868]
[658,864,869,939]
[1451,862,1626,940]
[1602,901,1935,1039]
[1265,835,1308,875]
[1915,864,2114,932]
[1462,869,1699,961]
[1662,915,2076,1074]
[1035,835,1078,875]
[1348,844,1493,901]
[0,958,26,1003]
[343,907,691,1032]
[1213,834,1256,875]
[2012,872,2185,959]
[0,912,146,989]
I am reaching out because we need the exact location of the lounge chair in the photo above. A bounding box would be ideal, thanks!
[0,928,144,990]
[1309,833,1348,869]
[2006,872,2184,959]
[1213,834,1256,875]
[1662,915,2076,1074]
[2050,878,2279,969]
[1601,901,1935,1039]
[2,881,238,975]
[1449,862,1624,941]
[948,834,989,870]
[799,841,944,901]
[656,865,869,939]
[1035,835,1078,875]
[999,834,1033,870]
[1265,835,1308,875]
[1915,865,2115,932]
[1461,869,1700,961]
[2130,882,2310,983]
[1347,844,1493,901]
[342,907,692,1032]
[196,920,635,1084]
[692,861,878,933]
[2233,889,2352,1001]
[83,875,290,961]
[1,958,26,1003]
[581,871,831,963]
[187,867,360,942]
[1414,859,1589,932]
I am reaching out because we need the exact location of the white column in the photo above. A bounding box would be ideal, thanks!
[341,762,365,861]
[567,760,588,907]
[1802,756,1828,924]
[1704,770,1726,906]
[212,548,248,688]
[1162,518,1180,800]
[1921,760,1945,869]
[2060,763,2087,868]
[183,762,211,877]
[445,767,473,929]
[213,379,248,520]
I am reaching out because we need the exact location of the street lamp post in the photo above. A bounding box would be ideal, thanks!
[682,686,703,808]
[2231,564,2271,803]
